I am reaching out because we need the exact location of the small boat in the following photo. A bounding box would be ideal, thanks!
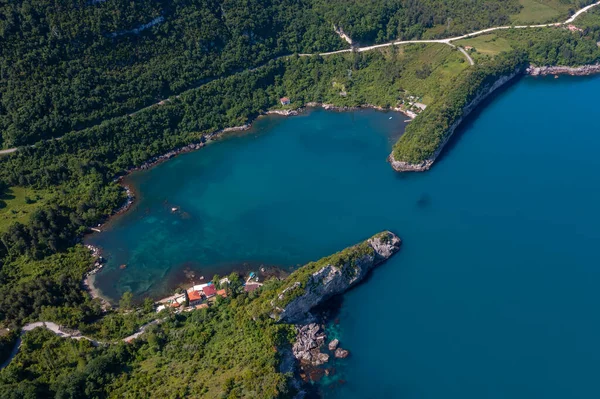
[389,116,393,119]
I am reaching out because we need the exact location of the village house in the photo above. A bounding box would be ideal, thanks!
[280,97,291,105]
[217,289,227,298]
[244,283,262,293]
[464,45,473,51]
[567,24,583,32]
[195,303,209,310]
[188,290,203,306]
[203,284,217,298]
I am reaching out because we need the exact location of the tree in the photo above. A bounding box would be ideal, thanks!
[119,291,133,311]
[142,297,154,314]
[227,273,243,297]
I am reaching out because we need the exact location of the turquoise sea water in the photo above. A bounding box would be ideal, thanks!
[87,75,600,398]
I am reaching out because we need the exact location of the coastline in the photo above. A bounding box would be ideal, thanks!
[90,102,410,230]
[82,244,112,307]
[389,63,600,173]
[82,103,408,304]
[389,70,523,172]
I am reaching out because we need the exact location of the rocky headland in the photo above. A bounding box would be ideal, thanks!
[389,69,522,172]
[267,231,401,389]
[271,231,401,324]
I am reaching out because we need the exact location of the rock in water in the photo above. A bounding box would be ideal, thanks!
[328,339,339,351]
[334,348,349,359]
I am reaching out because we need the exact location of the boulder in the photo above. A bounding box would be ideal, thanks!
[328,339,339,351]
[334,348,349,359]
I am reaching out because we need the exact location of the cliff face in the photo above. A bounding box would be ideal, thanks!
[389,70,521,172]
[271,231,401,324]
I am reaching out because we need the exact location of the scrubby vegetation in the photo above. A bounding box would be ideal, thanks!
[0,234,391,398]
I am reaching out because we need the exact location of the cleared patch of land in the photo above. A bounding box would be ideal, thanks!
[374,44,470,105]
[0,187,50,233]
[455,34,514,62]
[512,0,565,24]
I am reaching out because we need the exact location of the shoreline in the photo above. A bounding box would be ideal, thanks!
[82,103,409,303]
[89,101,410,231]
[389,63,600,172]
[82,244,112,307]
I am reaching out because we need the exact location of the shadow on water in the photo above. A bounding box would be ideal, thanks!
[433,75,524,169]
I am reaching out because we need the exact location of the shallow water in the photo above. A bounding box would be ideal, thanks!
[88,75,600,398]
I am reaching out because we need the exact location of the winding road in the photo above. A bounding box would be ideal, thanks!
[0,319,163,370]
[1,1,599,154]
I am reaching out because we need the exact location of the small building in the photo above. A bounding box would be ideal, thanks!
[203,285,217,298]
[280,97,291,105]
[188,290,203,306]
[195,303,209,310]
[464,46,473,51]
[567,24,583,32]
[188,283,209,293]
[219,277,230,286]
[244,283,261,293]
[217,289,227,298]
[171,301,181,308]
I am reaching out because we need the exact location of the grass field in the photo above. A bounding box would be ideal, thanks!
[390,44,470,104]
[455,34,514,63]
[511,0,570,24]
[0,187,51,233]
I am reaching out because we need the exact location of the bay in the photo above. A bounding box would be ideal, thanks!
[87,75,600,398]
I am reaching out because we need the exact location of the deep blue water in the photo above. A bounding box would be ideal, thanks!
[87,75,600,398]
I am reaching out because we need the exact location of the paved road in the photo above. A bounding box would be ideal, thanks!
[2,0,598,155]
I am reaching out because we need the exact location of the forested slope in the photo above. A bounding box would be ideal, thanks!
[2,0,593,148]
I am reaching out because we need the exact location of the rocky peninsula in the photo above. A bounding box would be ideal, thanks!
[268,231,401,388]
[271,231,401,324]
[389,70,522,172]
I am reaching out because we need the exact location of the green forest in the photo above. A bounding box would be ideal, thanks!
[2,0,600,396]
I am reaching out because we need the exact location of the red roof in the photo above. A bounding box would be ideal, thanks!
[217,289,227,298]
[203,285,217,297]
[244,283,261,292]
[171,302,181,308]
[281,97,290,102]
[188,290,202,301]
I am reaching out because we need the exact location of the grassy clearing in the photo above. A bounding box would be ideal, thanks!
[511,0,566,24]
[455,34,514,63]
[384,44,470,104]
[0,186,51,232]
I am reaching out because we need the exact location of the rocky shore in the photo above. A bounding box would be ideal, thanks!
[526,64,600,76]
[82,244,111,308]
[389,70,522,172]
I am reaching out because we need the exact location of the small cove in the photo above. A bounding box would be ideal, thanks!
[86,75,600,398]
